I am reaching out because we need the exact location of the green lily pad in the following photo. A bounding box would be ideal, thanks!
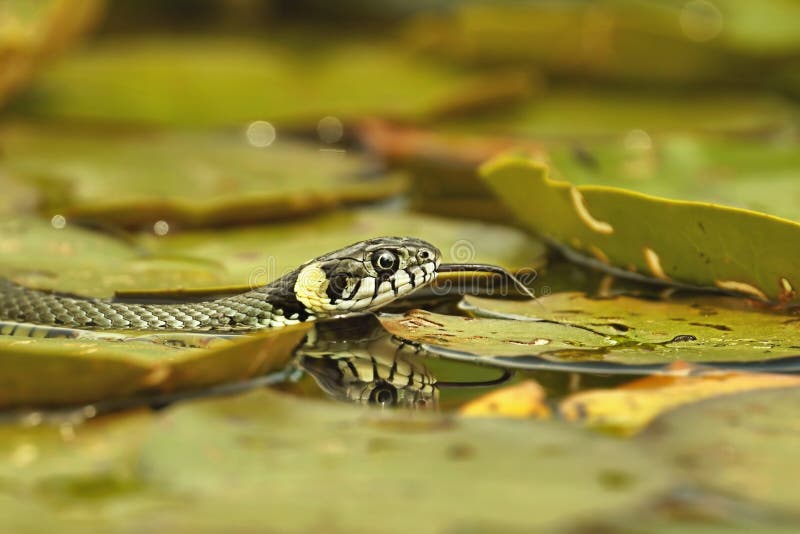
[547,133,800,223]
[380,308,615,359]
[643,386,800,512]
[380,296,800,366]
[0,217,224,297]
[0,124,405,228]
[457,90,797,139]
[409,1,800,84]
[361,92,799,224]
[0,390,675,531]
[481,156,800,305]
[465,292,800,354]
[11,36,529,126]
[0,323,308,408]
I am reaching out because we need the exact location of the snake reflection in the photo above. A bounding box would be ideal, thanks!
[297,316,439,408]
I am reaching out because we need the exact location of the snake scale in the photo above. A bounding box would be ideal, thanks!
[0,237,440,332]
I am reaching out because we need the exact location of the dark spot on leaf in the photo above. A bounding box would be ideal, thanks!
[597,469,636,491]
[688,322,732,332]
[572,144,599,171]
[447,443,475,461]
[607,322,630,332]
[698,221,706,233]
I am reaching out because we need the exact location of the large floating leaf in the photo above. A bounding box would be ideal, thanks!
[642,387,800,511]
[0,125,404,228]
[408,0,800,85]
[546,133,800,223]
[12,36,530,127]
[380,308,615,359]
[481,157,800,305]
[380,299,800,367]
[456,90,797,139]
[0,324,308,408]
[359,93,799,223]
[464,292,800,359]
[0,217,225,296]
[0,391,674,531]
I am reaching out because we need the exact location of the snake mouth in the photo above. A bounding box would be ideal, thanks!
[435,263,535,299]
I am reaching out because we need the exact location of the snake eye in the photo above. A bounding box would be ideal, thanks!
[372,249,399,274]
[418,249,432,261]
[369,384,398,406]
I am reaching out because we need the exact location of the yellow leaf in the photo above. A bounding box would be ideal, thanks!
[560,363,800,436]
[459,380,551,419]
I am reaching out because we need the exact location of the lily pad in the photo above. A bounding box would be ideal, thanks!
[408,1,800,84]
[464,292,800,357]
[0,323,308,408]
[642,386,800,511]
[0,390,675,531]
[481,156,800,305]
[0,217,225,296]
[380,308,614,359]
[380,299,800,367]
[0,124,405,228]
[547,133,800,223]
[455,90,798,139]
[11,36,530,126]
[358,92,799,223]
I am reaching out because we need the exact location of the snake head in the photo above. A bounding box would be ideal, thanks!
[293,237,441,318]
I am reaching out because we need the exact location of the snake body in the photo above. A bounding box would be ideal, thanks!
[0,237,440,332]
